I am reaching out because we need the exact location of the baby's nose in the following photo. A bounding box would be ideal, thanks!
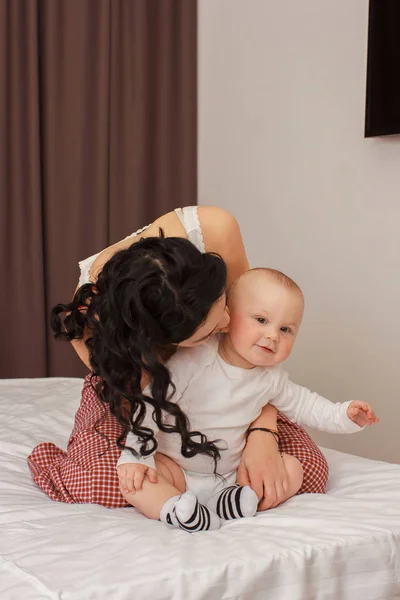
[266,328,279,342]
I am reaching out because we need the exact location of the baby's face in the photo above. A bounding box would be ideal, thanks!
[227,276,304,368]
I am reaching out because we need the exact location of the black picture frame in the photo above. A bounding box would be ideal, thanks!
[365,0,400,138]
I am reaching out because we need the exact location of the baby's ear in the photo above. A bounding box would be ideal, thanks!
[219,305,231,334]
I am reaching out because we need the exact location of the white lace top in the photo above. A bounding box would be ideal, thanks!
[78,206,205,287]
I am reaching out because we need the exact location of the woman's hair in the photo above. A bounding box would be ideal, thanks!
[51,232,227,471]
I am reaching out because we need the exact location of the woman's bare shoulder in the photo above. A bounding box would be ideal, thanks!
[197,205,237,229]
[85,206,249,287]
[198,206,250,287]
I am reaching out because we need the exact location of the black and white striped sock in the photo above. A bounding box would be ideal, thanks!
[160,491,220,532]
[207,484,258,520]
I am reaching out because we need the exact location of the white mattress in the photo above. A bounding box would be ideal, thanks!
[0,377,399,600]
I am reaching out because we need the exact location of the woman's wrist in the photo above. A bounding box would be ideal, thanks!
[245,429,281,452]
[246,427,279,444]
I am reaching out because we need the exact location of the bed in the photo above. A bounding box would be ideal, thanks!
[0,377,399,600]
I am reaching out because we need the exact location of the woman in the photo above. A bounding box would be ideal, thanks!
[28,206,328,509]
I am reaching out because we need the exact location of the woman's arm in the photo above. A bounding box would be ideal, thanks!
[249,402,279,431]
[237,404,290,510]
[68,281,92,371]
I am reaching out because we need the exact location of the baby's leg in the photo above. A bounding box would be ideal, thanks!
[207,484,259,520]
[120,453,186,519]
[120,453,220,532]
[257,453,303,511]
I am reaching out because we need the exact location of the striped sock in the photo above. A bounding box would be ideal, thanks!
[160,491,220,533]
[207,484,258,520]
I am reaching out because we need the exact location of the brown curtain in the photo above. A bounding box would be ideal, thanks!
[0,0,197,378]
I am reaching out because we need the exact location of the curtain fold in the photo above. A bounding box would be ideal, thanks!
[0,0,197,378]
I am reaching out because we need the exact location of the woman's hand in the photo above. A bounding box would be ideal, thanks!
[347,401,379,428]
[237,431,289,510]
[117,462,158,494]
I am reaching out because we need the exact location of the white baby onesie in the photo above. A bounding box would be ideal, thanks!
[118,336,361,501]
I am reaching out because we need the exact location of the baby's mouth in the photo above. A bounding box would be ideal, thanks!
[258,345,274,353]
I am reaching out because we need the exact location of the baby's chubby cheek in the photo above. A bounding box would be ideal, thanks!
[278,340,295,362]
[228,315,252,343]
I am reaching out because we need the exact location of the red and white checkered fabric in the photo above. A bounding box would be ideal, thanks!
[28,375,328,507]
[28,375,129,508]
[277,412,329,494]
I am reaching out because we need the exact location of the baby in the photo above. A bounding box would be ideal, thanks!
[117,268,378,532]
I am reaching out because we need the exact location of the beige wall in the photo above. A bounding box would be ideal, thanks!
[198,0,400,463]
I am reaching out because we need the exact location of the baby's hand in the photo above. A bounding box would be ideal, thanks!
[347,401,379,428]
[117,462,158,494]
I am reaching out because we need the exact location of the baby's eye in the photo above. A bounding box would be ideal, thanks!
[256,317,267,324]
[280,326,292,334]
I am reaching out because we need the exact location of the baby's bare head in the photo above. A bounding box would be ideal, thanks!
[229,268,303,310]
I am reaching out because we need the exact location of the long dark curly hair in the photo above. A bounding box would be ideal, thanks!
[51,232,227,471]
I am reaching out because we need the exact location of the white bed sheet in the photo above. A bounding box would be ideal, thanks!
[0,377,399,600]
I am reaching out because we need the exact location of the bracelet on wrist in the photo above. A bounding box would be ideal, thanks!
[246,427,280,445]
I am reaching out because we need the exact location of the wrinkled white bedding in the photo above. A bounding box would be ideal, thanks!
[0,377,399,600]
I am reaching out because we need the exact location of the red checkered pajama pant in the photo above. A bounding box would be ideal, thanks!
[28,375,329,508]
